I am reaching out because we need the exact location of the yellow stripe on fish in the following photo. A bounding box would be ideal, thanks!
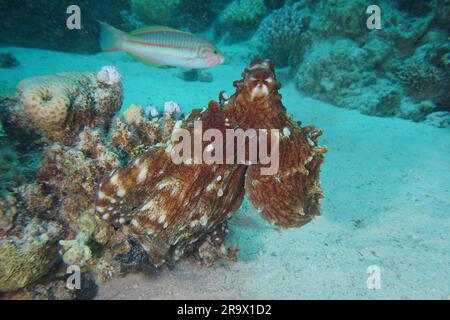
[99,21,224,69]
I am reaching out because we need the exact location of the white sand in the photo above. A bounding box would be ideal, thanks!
[1,46,449,299]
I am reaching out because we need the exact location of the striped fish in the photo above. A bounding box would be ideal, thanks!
[99,22,224,69]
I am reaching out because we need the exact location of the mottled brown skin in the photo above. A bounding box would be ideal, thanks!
[95,104,246,266]
[223,60,327,227]
[95,60,326,267]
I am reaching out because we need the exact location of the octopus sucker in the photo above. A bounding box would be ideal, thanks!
[95,59,326,266]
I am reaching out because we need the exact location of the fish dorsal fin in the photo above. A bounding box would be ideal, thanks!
[130,25,189,36]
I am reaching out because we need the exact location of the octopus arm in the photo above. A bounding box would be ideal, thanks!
[245,124,326,228]
[95,101,248,267]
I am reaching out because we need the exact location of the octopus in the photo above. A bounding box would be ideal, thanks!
[95,60,327,267]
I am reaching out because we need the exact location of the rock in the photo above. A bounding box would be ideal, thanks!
[0,52,20,69]
[425,111,450,128]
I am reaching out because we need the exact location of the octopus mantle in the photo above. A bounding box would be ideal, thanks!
[95,60,327,267]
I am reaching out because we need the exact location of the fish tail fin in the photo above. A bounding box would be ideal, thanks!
[98,21,127,52]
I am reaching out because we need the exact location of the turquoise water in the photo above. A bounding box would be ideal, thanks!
[0,1,449,300]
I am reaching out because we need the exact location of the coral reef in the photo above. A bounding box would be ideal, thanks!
[110,103,178,156]
[176,0,222,32]
[221,0,267,40]
[390,40,450,107]
[0,66,192,298]
[37,127,121,219]
[0,99,43,197]
[252,1,308,66]
[8,69,123,145]
[0,193,19,238]
[259,0,450,117]
[95,59,326,267]
[59,214,111,266]
[246,0,450,122]
[123,0,221,32]
[131,0,180,25]
[0,219,62,292]
[295,39,407,117]
[0,69,126,296]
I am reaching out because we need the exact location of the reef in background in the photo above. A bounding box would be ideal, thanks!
[1,1,447,125]
[248,0,450,125]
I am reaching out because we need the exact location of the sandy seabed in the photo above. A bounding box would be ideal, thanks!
[1,45,449,300]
